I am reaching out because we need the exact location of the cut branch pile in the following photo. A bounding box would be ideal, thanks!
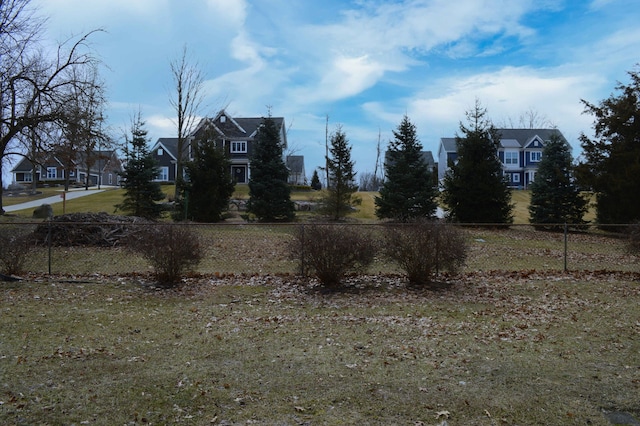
[33,212,152,247]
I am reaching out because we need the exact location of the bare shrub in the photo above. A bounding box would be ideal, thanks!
[292,223,375,289]
[127,224,203,287]
[383,220,468,287]
[0,225,36,275]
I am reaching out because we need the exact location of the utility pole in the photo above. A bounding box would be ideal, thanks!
[325,114,330,188]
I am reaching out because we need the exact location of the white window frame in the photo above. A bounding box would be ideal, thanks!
[158,166,169,182]
[24,172,32,182]
[231,141,247,153]
[512,173,520,183]
[504,151,519,167]
[158,148,163,156]
[530,151,542,162]
[46,167,57,179]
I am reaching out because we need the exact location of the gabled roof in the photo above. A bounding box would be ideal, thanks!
[384,150,435,167]
[286,155,305,174]
[151,138,180,160]
[495,128,565,147]
[439,137,457,154]
[193,110,286,143]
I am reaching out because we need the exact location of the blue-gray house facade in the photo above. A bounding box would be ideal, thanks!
[150,110,302,185]
[438,128,567,189]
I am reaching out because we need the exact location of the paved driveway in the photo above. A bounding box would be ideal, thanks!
[3,189,105,213]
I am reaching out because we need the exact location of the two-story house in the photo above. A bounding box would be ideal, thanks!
[438,128,566,189]
[151,110,302,184]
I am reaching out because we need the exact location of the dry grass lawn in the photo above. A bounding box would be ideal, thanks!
[1,271,639,425]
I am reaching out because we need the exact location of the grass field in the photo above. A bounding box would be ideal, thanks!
[1,184,638,424]
[1,271,639,425]
[3,184,596,223]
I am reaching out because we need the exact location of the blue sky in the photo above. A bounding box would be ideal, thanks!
[24,0,640,183]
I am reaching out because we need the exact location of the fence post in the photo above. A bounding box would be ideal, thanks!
[47,218,52,275]
[564,223,568,272]
[300,223,305,277]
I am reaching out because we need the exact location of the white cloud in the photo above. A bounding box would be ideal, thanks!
[206,0,248,27]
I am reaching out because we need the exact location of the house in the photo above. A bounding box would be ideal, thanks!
[286,155,306,185]
[11,150,122,187]
[384,150,436,174]
[151,110,298,185]
[437,128,566,189]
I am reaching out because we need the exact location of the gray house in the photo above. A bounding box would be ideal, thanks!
[286,155,306,185]
[438,128,567,189]
[11,150,122,187]
[151,110,298,185]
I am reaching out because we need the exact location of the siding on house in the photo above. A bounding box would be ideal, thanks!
[151,110,299,185]
[438,129,566,189]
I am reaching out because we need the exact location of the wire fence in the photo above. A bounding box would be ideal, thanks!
[0,220,638,278]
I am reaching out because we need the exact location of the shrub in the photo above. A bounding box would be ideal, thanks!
[127,224,203,287]
[628,222,640,255]
[292,223,375,289]
[383,220,467,287]
[0,225,36,275]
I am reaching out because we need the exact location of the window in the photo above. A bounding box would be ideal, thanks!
[108,174,113,185]
[530,151,542,162]
[504,151,519,166]
[512,173,520,183]
[24,173,32,182]
[158,148,164,156]
[158,166,169,181]
[231,141,247,153]
[46,167,57,179]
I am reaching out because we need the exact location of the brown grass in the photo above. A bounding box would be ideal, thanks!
[1,271,639,425]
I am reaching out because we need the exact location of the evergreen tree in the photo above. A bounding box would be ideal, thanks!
[320,126,360,220]
[247,114,295,221]
[174,129,235,222]
[576,68,640,225]
[529,132,588,230]
[441,101,513,223]
[116,113,165,219]
[375,114,438,221]
[310,169,322,190]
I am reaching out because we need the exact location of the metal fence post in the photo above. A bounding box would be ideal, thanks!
[564,223,568,272]
[47,218,52,275]
[300,223,305,277]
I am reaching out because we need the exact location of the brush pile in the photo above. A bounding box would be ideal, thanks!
[33,212,152,247]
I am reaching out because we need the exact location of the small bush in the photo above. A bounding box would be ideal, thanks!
[127,224,203,287]
[292,223,375,289]
[628,222,640,255]
[0,225,36,275]
[383,220,468,287]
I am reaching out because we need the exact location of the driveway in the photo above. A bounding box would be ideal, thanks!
[3,188,106,213]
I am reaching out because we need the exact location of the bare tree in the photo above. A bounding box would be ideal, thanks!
[499,107,555,129]
[0,0,102,213]
[169,45,205,200]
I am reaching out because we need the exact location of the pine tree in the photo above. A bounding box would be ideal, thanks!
[320,126,360,221]
[310,169,322,190]
[529,132,588,230]
[441,101,513,223]
[116,114,166,219]
[576,68,640,226]
[375,115,438,221]
[174,128,235,222]
[247,114,295,222]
